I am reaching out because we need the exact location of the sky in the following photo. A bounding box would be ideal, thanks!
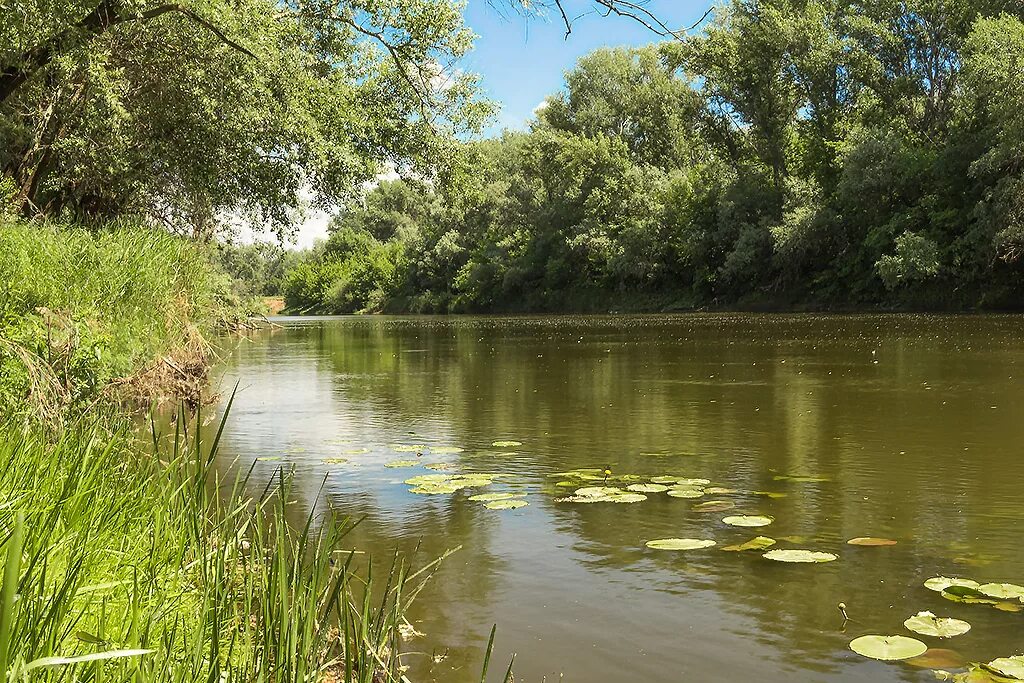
[279,0,713,249]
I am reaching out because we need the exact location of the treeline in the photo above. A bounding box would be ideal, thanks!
[277,0,1024,313]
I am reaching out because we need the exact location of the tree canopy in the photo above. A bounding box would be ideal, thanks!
[273,0,1024,313]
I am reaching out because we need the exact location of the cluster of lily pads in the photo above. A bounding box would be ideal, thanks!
[846,576,1024,681]
[544,468,840,563]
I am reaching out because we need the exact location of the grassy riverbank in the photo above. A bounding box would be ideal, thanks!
[0,221,425,681]
[0,408,416,681]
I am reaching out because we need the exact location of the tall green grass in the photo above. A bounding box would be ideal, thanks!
[0,402,437,682]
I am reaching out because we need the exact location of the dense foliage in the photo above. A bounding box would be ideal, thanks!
[0,218,245,414]
[0,0,489,240]
[282,0,1024,313]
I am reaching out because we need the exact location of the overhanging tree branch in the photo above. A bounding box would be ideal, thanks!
[0,0,255,105]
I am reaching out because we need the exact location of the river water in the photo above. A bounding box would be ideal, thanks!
[211,314,1024,682]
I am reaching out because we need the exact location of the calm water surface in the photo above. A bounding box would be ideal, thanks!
[211,314,1024,682]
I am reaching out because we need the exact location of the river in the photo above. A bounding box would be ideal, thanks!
[211,314,1024,682]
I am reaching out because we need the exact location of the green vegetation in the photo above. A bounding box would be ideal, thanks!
[278,1,1024,313]
[0,406,428,681]
[0,218,246,414]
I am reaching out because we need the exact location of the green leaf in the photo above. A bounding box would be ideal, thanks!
[722,515,773,527]
[849,635,927,661]
[721,536,776,552]
[645,538,716,551]
[903,611,971,638]
[763,549,837,563]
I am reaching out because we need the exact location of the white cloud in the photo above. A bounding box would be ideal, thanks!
[531,99,550,117]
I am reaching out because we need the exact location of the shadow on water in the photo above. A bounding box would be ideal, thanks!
[209,314,1024,682]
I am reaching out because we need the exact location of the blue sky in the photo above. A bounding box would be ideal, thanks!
[460,0,714,136]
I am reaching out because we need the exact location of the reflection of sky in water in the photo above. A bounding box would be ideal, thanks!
[211,315,1024,683]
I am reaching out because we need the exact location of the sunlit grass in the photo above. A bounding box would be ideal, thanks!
[0,398,439,682]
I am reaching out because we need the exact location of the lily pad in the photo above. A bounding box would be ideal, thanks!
[692,500,736,513]
[849,635,927,661]
[940,585,997,605]
[978,583,1024,600]
[491,440,522,448]
[468,493,522,502]
[722,536,776,552]
[404,474,452,485]
[986,656,1024,680]
[723,515,773,527]
[763,549,837,563]
[342,448,370,455]
[774,474,829,483]
[322,458,349,464]
[847,537,898,546]
[704,487,738,495]
[392,445,425,452]
[651,476,681,484]
[575,486,622,498]
[385,460,420,468]
[430,447,464,454]
[484,499,528,510]
[409,484,461,495]
[645,538,717,551]
[611,493,648,503]
[903,611,971,638]
[925,577,980,592]
[751,490,788,499]
[667,488,705,499]
[626,483,669,493]
[676,478,711,486]
[423,462,458,471]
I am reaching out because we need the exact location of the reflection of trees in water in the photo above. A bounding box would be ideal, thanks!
[216,315,1024,679]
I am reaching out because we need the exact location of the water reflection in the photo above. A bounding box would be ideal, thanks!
[211,315,1024,682]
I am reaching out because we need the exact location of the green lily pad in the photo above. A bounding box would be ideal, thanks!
[986,656,1024,680]
[468,493,522,502]
[491,440,522,448]
[847,537,897,546]
[404,474,451,485]
[409,484,460,495]
[667,488,705,499]
[257,456,283,461]
[342,448,370,455]
[763,549,837,563]
[575,486,622,498]
[704,487,738,494]
[723,515,773,527]
[650,476,681,484]
[849,635,927,661]
[940,585,997,605]
[925,577,980,592]
[978,583,1024,600]
[385,460,419,468]
[645,538,716,551]
[692,500,736,513]
[424,462,458,471]
[484,499,528,510]
[392,445,425,452]
[611,493,648,503]
[626,483,669,493]
[903,611,971,638]
[774,474,829,483]
[722,536,776,552]
[676,478,711,486]
[430,447,464,454]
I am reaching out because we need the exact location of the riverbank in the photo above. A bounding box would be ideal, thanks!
[0,220,419,681]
